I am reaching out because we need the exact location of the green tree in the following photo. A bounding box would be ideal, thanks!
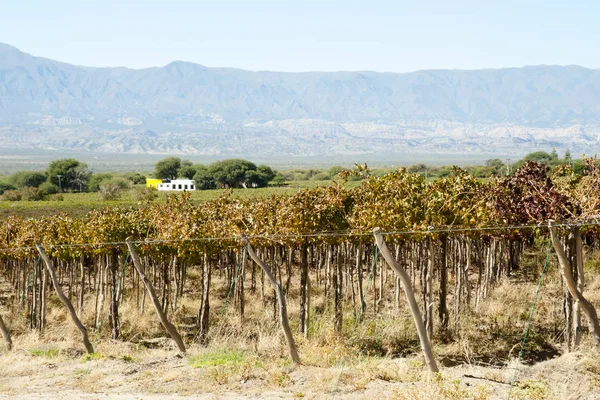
[154,157,182,180]
[270,173,287,186]
[573,159,585,175]
[468,166,496,178]
[244,166,276,187]
[255,165,277,186]
[70,164,92,192]
[125,173,146,184]
[485,158,504,171]
[209,159,258,188]
[408,163,428,175]
[240,163,276,187]
[9,171,47,188]
[193,165,216,190]
[46,159,92,191]
[178,160,196,179]
[519,151,558,167]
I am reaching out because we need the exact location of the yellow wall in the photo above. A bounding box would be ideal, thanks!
[146,179,162,189]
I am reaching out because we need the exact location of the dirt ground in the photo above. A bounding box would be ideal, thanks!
[0,338,599,400]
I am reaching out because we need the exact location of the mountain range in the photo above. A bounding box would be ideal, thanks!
[1,42,599,158]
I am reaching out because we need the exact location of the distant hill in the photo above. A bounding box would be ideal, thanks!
[1,42,599,156]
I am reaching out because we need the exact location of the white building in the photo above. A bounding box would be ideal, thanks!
[157,179,196,191]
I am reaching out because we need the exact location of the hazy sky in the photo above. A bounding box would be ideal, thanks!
[1,0,598,72]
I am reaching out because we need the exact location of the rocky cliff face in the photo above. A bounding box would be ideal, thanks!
[1,42,599,156]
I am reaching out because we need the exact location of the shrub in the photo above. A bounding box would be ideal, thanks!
[21,187,45,201]
[131,186,158,202]
[39,182,59,195]
[270,173,287,186]
[49,193,64,202]
[311,172,331,181]
[109,178,130,189]
[88,173,113,192]
[2,190,22,201]
[99,183,122,200]
[9,171,47,188]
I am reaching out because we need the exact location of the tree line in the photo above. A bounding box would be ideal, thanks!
[0,150,584,201]
[0,157,278,200]
[153,157,277,189]
[407,149,576,179]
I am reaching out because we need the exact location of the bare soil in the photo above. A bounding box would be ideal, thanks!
[0,338,598,400]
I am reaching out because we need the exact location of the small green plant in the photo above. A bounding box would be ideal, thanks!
[393,373,491,400]
[509,379,552,400]
[29,348,59,358]
[74,368,90,376]
[120,355,135,363]
[188,349,246,368]
[81,352,106,362]
[190,349,251,385]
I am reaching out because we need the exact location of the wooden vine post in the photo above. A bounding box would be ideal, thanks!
[125,238,186,353]
[372,228,439,373]
[109,248,120,340]
[574,227,585,347]
[299,242,310,338]
[241,235,301,364]
[198,253,211,345]
[548,222,600,352]
[36,243,94,355]
[0,313,12,351]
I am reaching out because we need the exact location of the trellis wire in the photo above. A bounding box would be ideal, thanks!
[1,220,599,253]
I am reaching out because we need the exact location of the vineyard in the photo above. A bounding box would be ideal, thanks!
[1,160,600,398]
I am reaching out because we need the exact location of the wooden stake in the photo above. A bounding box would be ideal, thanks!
[574,227,584,347]
[241,235,301,364]
[125,238,186,353]
[36,243,94,355]
[548,222,600,353]
[373,228,439,373]
[0,313,12,351]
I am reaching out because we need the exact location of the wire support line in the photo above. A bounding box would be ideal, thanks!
[2,219,600,253]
